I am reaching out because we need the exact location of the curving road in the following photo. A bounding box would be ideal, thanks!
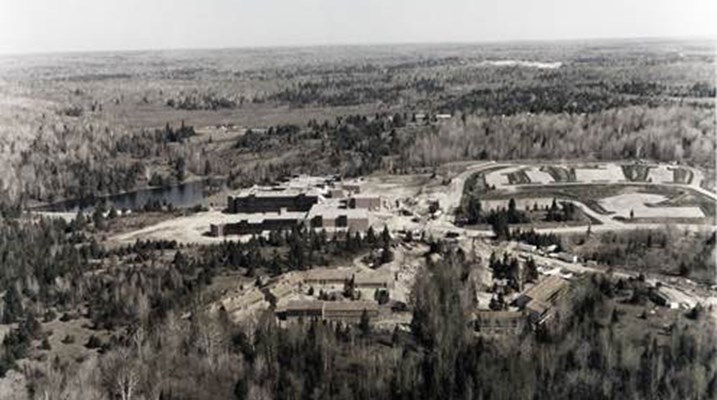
[418,160,715,238]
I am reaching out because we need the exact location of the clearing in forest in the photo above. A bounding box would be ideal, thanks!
[599,193,704,219]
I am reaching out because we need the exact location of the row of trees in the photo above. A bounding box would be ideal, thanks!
[29,253,714,399]
[407,106,715,169]
[568,228,716,284]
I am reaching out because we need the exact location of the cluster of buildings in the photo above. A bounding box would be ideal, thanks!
[474,275,569,335]
[270,267,393,323]
[210,175,381,237]
[211,266,395,324]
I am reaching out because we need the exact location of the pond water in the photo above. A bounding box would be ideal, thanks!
[37,178,226,213]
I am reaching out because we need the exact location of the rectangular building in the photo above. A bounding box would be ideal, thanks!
[227,188,320,213]
[209,211,306,236]
[307,203,369,231]
[513,275,568,325]
[474,311,526,335]
[278,300,379,322]
[348,196,381,211]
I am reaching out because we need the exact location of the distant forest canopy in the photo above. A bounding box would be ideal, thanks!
[0,39,714,205]
[407,105,715,167]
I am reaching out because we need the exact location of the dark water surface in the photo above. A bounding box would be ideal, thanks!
[37,178,225,212]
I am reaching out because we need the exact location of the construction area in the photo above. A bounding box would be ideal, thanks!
[212,175,380,236]
[105,160,715,331]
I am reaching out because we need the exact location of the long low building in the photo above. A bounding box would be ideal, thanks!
[348,196,381,211]
[277,300,379,322]
[209,210,306,236]
[227,188,321,213]
[307,202,370,231]
[303,268,394,289]
[513,275,568,325]
[474,311,526,335]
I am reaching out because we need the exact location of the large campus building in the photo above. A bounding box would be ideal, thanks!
[210,175,380,237]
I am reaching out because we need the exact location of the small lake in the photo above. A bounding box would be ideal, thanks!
[37,178,226,213]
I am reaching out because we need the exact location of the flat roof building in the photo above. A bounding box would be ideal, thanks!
[348,196,381,211]
[213,176,372,237]
[307,202,369,232]
[209,210,306,236]
[474,310,526,335]
[278,300,379,322]
[227,187,321,214]
[513,275,568,325]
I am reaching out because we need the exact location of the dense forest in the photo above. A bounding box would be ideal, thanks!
[18,250,716,399]
[0,40,714,399]
[0,40,715,206]
[567,228,716,284]
[407,106,715,169]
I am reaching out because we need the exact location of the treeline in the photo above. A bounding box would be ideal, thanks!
[4,119,222,205]
[166,92,238,110]
[407,106,716,169]
[30,254,715,399]
[568,228,716,284]
[200,225,393,276]
[267,81,406,108]
[442,83,650,116]
[441,79,715,117]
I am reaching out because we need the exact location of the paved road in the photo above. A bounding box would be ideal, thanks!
[417,161,715,237]
[511,180,717,201]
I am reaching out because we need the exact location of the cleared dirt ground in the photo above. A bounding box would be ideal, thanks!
[599,193,705,219]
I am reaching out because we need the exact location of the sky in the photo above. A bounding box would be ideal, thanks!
[0,0,715,55]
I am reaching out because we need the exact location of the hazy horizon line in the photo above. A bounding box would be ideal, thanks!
[1,33,714,59]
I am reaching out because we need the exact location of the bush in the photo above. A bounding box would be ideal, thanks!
[43,310,57,323]
[85,335,103,349]
[40,338,52,351]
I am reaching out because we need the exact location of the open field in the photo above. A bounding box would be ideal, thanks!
[525,168,555,184]
[574,164,626,183]
[599,193,705,219]
[108,209,261,245]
